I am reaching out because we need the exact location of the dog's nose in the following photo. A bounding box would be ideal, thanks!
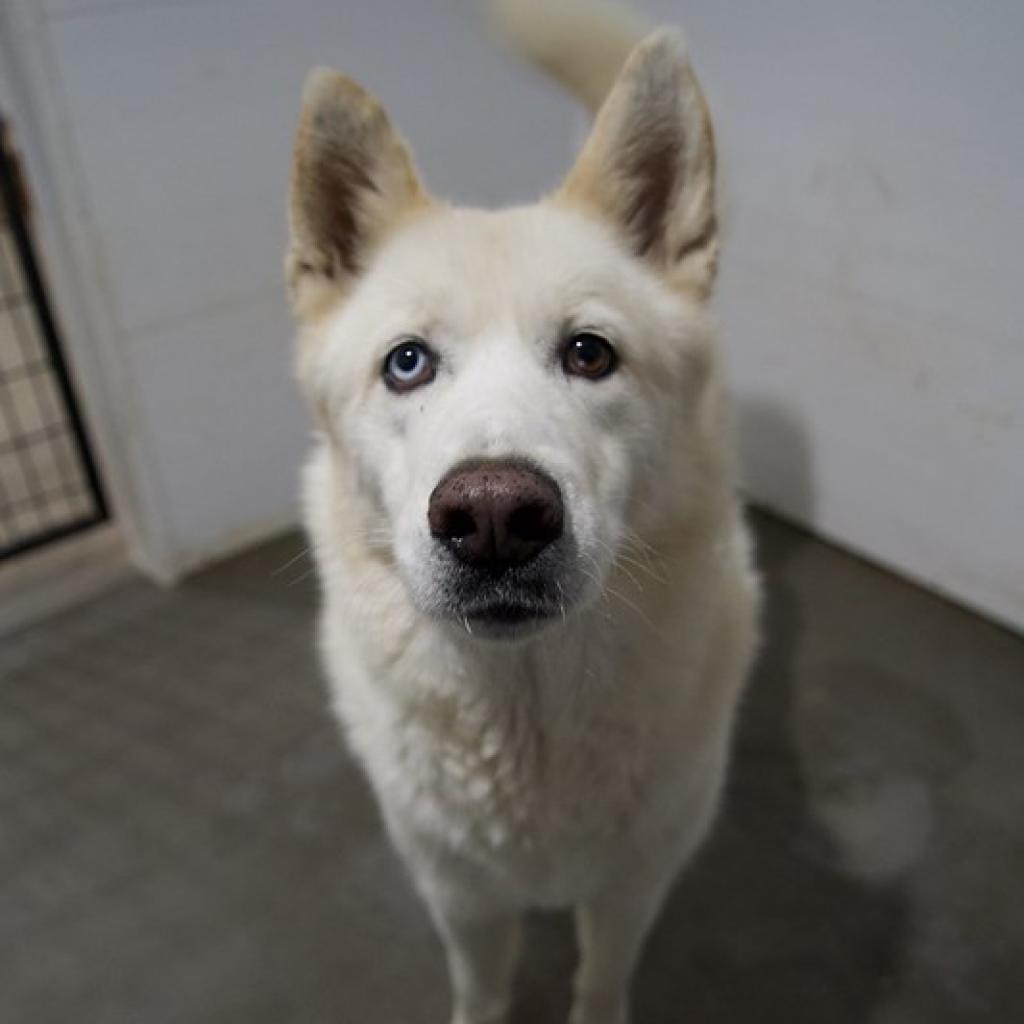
[428,460,564,567]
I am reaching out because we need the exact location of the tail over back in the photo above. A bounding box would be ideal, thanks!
[487,0,649,113]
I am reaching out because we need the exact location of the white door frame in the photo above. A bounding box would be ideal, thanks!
[0,0,179,582]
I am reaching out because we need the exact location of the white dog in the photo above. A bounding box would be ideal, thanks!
[286,3,759,1022]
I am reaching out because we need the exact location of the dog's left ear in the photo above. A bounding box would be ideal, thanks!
[558,30,718,299]
[287,69,430,321]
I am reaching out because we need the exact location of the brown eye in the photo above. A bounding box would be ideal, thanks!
[562,332,617,380]
[384,339,436,393]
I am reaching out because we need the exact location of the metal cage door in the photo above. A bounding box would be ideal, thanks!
[0,118,108,560]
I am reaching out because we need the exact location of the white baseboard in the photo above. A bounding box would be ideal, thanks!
[0,524,131,637]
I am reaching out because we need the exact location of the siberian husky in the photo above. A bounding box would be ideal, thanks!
[286,2,759,1021]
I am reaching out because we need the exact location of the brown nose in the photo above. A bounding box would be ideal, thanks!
[428,460,564,567]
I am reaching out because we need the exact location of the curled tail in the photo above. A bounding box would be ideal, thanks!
[486,0,648,113]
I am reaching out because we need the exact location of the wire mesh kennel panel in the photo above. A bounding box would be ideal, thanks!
[0,119,107,559]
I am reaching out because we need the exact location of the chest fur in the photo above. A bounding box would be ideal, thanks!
[339,657,670,865]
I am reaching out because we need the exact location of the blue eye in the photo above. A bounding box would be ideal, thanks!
[384,339,436,393]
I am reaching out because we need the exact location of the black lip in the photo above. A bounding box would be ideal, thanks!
[433,537,576,635]
[466,602,553,625]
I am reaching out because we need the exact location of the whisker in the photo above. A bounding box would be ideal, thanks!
[271,546,310,577]
[602,582,654,626]
[592,538,644,592]
[616,548,669,586]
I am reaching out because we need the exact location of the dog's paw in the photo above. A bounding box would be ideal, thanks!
[568,1013,629,1024]
[568,995,629,1024]
[449,1003,511,1024]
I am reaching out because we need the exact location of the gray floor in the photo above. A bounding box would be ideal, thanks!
[1,512,1022,1024]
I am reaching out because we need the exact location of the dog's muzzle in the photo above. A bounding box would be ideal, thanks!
[427,459,567,633]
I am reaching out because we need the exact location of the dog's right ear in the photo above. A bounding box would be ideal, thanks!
[287,69,430,321]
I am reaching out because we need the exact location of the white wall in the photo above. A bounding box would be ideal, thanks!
[10,1,1023,629]
[11,0,580,578]
[637,0,1024,631]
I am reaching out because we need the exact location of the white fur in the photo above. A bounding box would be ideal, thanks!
[487,0,649,112]
[291,7,759,1024]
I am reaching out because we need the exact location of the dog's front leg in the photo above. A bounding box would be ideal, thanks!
[386,812,522,1023]
[569,874,671,1024]
[419,883,521,1024]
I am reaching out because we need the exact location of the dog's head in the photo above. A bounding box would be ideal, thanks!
[288,32,726,642]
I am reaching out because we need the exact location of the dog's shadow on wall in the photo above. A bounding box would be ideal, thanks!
[516,397,912,1024]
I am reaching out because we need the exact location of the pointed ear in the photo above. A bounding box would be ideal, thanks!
[287,69,430,320]
[557,30,718,298]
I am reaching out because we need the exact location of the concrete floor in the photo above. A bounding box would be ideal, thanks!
[1,512,1022,1024]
